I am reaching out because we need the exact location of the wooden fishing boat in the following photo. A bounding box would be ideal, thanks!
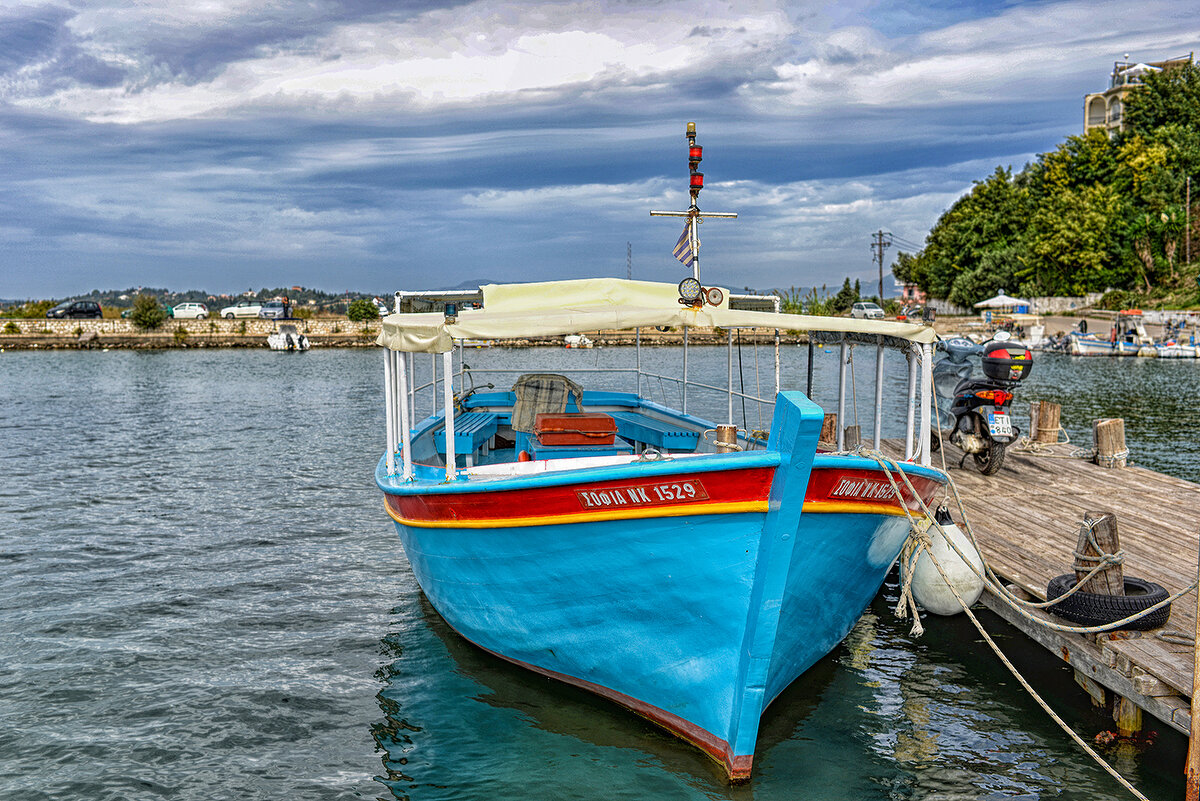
[373,125,948,780]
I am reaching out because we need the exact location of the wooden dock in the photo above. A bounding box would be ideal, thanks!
[887,436,1200,737]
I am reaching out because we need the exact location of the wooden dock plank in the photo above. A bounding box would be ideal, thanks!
[882,437,1200,731]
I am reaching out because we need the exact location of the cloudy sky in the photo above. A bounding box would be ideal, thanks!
[1,0,1196,299]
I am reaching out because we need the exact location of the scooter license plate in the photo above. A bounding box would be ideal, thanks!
[988,411,1012,437]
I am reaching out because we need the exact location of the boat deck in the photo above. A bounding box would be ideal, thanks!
[883,437,1200,735]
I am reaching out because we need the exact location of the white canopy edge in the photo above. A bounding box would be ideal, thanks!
[974,293,1031,308]
[376,277,937,353]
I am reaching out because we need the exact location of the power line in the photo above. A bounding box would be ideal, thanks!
[891,234,925,251]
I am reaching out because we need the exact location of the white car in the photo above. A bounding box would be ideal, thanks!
[221,300,262,319]
[172,302,209,319]
[851,302,885,319]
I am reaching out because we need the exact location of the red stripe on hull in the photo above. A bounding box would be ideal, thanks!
[390,465,775,524]
[805,466,942,511]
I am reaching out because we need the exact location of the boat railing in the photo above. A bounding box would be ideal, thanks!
[382,302,934,481]
[384,337,932,481]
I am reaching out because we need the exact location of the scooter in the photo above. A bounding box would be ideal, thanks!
[931,333,1032,475]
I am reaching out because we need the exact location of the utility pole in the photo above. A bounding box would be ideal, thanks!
[872,230,892,302]
[627,241,632,280]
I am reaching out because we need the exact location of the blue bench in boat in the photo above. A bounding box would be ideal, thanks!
[609,411,700,452]
[434,411,500,466]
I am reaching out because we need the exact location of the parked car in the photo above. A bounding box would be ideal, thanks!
[850,301,885,319]
[258,300,288,319]
[121,304,173,318]
[220,300,262,319]
[172,302,209,320]
[46,300,103,319]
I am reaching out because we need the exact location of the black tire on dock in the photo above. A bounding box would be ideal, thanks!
[1046,574,1171,630]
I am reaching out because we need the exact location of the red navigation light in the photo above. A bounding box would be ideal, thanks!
[689,145,703,164]
[690,172,704,188]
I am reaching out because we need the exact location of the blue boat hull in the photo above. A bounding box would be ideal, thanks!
[379,392,946,778]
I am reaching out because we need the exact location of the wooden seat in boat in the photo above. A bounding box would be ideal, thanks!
[609,411,700,452]
[434,411,500,466]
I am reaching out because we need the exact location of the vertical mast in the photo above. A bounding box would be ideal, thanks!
[650,122,737,289]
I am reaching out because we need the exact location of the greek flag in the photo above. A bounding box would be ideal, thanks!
[673,221,695,266]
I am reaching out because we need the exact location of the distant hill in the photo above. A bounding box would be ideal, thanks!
[3,286,395,312]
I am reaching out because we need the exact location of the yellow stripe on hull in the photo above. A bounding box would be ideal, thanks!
[802,501,923,517]
[385,498,925,529]
[386,500,769,529]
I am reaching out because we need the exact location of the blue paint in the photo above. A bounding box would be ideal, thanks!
[379,389,946,773]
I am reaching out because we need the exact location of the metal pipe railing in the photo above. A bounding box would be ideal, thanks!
[382,325,933,471]
[873,338,884,450]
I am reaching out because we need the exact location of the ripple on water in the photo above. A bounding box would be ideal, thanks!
[0,349,1192,800]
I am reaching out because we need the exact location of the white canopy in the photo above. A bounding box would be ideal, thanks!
[377,277,937,353]
[973,292,1031,309]
[1119,63,1161,77]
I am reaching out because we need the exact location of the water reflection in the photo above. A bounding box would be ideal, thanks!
[370,347,1198,800]
[373,579,1190,800]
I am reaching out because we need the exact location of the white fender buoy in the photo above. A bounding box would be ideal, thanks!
[904,507,984,615]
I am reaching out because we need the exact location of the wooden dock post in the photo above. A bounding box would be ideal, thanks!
[1114,695,1143,737]
[844,425,861,449]
[820,414,837,448]
[1035,401,1062,443]
[1094,418,1128,468]
[1187,537,1200,801]
[1074,512,1124,596]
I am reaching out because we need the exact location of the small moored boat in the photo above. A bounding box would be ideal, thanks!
[372,124,948,780]
[266,323,310,351]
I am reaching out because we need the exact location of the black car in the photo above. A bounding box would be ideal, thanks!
[46,300,103,319]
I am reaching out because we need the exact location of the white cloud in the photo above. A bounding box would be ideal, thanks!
[752,0,1200,112]
[8,0,791,123]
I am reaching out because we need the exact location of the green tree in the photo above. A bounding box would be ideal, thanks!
[130,293,167,329]
[828,277,859,313]
[1123,63,1200,137]
[347,298,379,322]
[911,166,1027,302]
[1020,184,1127,295]
[947,247,1023,308]
[0,300,54,318]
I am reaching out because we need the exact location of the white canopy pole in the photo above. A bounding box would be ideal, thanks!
[636,327,642,397]
[727,328,734,423]
[920,343,933,466]
[905,347,917,461]
[873,337,884,450]
[442,349,456,481]
[407,352,415,424]
[384,349,396,476]
[683,327,689,414]
[837,342,848,451]
[397,349,414,480]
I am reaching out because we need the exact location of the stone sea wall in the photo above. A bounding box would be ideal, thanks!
[0,318,803,349]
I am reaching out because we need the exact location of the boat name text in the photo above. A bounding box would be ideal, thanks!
[830,477,896,502]
[575,480,710,509]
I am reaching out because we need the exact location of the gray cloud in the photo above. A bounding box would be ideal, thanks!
[0,0,1197,298]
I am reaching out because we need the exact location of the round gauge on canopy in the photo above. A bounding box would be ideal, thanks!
[704,287,723,307]
[678,277,702,303]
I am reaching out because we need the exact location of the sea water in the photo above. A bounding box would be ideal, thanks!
[1,346,1195,800]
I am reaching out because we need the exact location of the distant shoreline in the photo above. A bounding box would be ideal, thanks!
[0,329,803,350]
[3,313,1160,352]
